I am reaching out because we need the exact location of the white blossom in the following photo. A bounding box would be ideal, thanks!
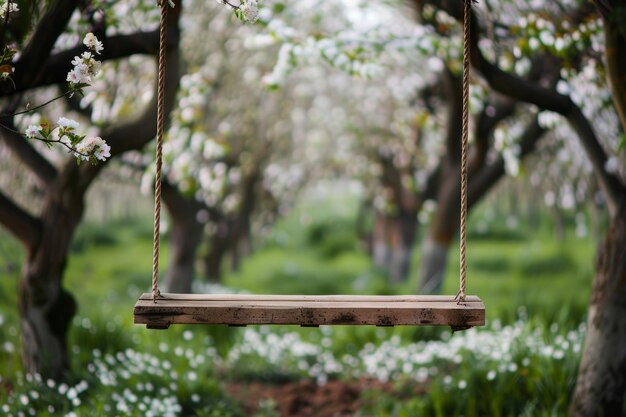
[240,0,259,23]
[0,2,18,18]
[67,37,103,86]
[58,117,79,131]
[83,33,104,54]
[75,136,111,161]
[25,125,41,138]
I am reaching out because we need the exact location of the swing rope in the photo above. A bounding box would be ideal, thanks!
[151,0,169,302]
[456,0,472,303]
[148,0,473,304]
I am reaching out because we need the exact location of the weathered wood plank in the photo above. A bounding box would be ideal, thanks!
[134,293,485,328]
[138,293,482,302]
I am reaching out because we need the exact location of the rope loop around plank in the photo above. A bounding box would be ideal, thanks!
[455,0,472,304]
[151,0,169,302]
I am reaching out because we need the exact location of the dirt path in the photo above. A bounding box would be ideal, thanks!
[227,378,422,417]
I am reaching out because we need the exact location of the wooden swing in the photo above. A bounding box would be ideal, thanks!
[134,0,484,330]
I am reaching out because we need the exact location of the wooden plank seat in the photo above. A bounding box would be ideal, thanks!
[134,293,485,330]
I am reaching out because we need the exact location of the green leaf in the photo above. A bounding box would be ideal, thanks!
[272,3,286,14]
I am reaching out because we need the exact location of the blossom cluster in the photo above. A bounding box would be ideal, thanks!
[66,33,103,90]
[239,0,259,23]
[0,1,18,19]
[25,117,110,163]
[216,0,259,24]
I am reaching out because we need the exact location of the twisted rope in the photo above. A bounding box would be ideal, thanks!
[456,0,472,303]
[151,0,169,302]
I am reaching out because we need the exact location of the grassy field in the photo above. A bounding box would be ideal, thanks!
[0,194,599,416]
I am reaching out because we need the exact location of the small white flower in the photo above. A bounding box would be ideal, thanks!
[240,0,259,23]
[58,117,79,131]
[25,125,41,138]
[66,68,89,84]
[75,136,110,161]
[74,141,91,161]
[83,33,104,54]
[92,137,111,161]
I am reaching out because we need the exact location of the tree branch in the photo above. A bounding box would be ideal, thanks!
[0,117,58,187]
[443,68,463,166]
[417,0,623,216]
[7,30,163,95]
[0,189,41,250]
[8,0,79,93]
[468,116,547,207]
[70,1,182,193]
[470,98,516,173]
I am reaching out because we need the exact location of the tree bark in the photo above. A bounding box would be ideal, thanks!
[570,197,626,416]
[417,235,450,294]
[18,170,83,379]
[372,213,391,271]
[162,182,205,293]
[571,6,626,415]
[1,1,183,379]
[203,220,230,283]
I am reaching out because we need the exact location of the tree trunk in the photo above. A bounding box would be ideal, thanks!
[203,220,230,283]
[418,168,459,293]
[372,212,391,271]
[417,234,450,294]
[570,9,626,414]
[570,199,626,416]
[19,192,81,380]
[162,183,205,293]
[388,210,418,283]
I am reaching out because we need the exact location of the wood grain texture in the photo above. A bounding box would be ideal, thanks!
[134,293,485,329]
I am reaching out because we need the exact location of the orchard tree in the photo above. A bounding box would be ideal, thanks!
[0,0,181,379]
[139,2,306,291]
[416,0,625,414]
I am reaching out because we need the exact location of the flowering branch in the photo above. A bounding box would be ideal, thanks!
[216,0,259,23]
[24,118,110,164]
[9,33,112,164]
